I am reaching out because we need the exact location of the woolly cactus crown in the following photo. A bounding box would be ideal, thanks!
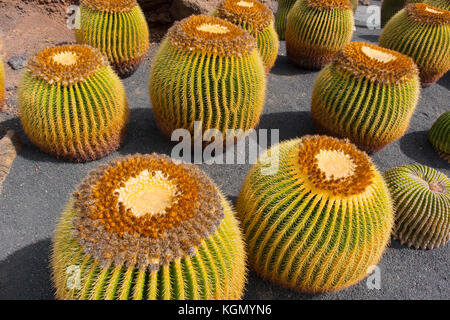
[306,0,353,10]
[406,2,450,24]
[81,0,137,12]
[333,42,419,84]
[72,154,225,271]
[216,0,274,34]
[26,45,108,86]
[168,15,256,57]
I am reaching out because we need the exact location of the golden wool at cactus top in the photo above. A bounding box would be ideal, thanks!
[149,15,266,143]
[236,135,394,293]
[52,153,247,300]
[75,0,150,77]
[18,45,129,162]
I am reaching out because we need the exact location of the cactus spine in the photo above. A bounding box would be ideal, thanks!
[149,15,266,144]
[285,0,354,69]
[275,0,297,40]
[424,0,450,10]
[18,45,129,162]
[216,0,280,73]
[384,164,450,250]
[379,3,450,87]
[52,154,247,300]
[236,136,394,292]
[75,0,150,77]
[311,42,420,153]
[429,111,450,162]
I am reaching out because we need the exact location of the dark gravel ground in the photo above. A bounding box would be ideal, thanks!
[0,7,449,300]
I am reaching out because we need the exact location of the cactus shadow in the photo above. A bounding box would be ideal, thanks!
[437,72,450,90]
[399,130,449,170]
[0,239,54,300]
[358,34,379,43]
[270,55,317,76]
[258,111,316,142]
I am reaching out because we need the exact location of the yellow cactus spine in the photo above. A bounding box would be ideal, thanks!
[384,164,450,250]
[285,0,354,69]
[51,154,247,300]
[311,42,420,153]
[18,45,129,162]
[75,0,150,77]
[429,111,450,162]
[236,136,394,293]
[216,0,280,73]
[379,3,450,87]
[275,0,297,40]
[149,15,266,143]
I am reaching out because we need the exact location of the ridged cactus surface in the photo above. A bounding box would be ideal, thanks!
[379,3,450,87]
[75,0,150,77]
[275,0,297,40]
[384,164,450,250]
[285,0,354,69]
[236,136,394,292]
[52,154,247,300]
[149,15,266,143]
[216,0,280,73]
[0,57,4,109]
[429,111,450,162]
[18,45,129,162]
[311,42,420,153]
[424,0,450,10]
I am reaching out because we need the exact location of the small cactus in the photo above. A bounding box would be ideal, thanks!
[285,0,354,69]
[216,0,280,73]
[275,0,297,40]
[379,3,450,87]
[384,164,450,250]
[429,111,450,162]
[311,42,420,153]
[149,15,266,144]
[18,45,129,162]
[52,154,247,300]
[75,0,150,77]
[236,135,394,292]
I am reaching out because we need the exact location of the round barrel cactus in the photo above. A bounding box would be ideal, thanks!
[381,0,423,27]
[75,0,150,77]
[149,15,266,144]
[216,0,280,73]
[275,0,297,40]
[379,3,450,87]
[236,135,394,292]
[18,45,129,162]
[52,153,247,300]
[285,0,354,69]
[311,42,420,153]
[424,0,450,10]
[384,164,449,250]
[0,57,4,109]
[429,111,450,162]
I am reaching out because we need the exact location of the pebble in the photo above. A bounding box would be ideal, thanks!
[7,53,28,70]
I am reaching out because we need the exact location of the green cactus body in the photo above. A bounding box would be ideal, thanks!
[216,0,280,73]
[381,0,424,26]
[424,0,450,10]
[351,0,358,12]
[379,3,450,87]
[285,0,354,69]
[149,15,266,143]
[52,154,247,300]
[18,45,129,162]
[384,164,450,250]
[275,0,297,40]
[429,111,450,162]
[75,0,150,77]
[311,42,420,153]
[0,57,4,109]
[236,135,394,293]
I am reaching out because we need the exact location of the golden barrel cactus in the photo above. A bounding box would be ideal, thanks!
[236,135,394,292]
[429,111,450,162]
[18,45,129,162]
[384,164,449,250]
[285,0,354,69]
[275,0,297,40]
[52,154,247,300]
[216,0,280,73]
[75,0,150,77]
[149,15,266,144]
[379,3,450,87]
[311,42,420,153]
